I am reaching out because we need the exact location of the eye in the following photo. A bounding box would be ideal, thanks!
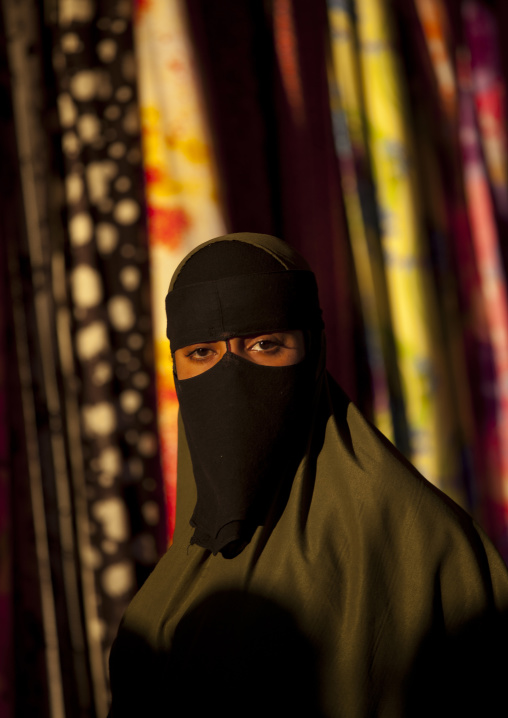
[186,346,216,361]
[174,341,227,379]
[248,338,282,353]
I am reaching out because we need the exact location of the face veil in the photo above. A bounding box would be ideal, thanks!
[165,233,324,556]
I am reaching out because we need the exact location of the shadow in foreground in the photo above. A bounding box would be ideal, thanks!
[109,589,326,717]
[404,608,508,717]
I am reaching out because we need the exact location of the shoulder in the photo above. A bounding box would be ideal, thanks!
[318,376,508,597]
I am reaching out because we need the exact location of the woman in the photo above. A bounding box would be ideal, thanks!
[109,233,508,717]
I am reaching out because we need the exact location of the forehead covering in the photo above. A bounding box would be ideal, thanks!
[165,233,323,351]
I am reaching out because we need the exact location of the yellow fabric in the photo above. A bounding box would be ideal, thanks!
[134,0,226,536]
[327,3,395,442]
[356,0,463,503]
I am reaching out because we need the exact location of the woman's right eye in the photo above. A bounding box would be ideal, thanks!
[174,342,226,379]
[187,347,215,361]
[185,347,217,361]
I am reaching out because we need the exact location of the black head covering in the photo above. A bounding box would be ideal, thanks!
[165,233,324,556]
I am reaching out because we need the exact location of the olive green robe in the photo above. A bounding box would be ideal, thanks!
[109,374,508,717]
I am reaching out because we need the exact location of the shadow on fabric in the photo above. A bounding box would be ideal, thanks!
[109,587,508,717]
[403,608,508,717]
[108,589,326,718]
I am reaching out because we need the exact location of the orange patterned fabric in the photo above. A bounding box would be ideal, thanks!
[134,0,227,541]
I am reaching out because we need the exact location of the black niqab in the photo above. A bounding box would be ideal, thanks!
[165,235,323,555]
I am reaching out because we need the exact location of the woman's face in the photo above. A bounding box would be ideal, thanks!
[174,330,306,380]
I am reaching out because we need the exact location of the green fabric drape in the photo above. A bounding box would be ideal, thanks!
[109,234,508,718]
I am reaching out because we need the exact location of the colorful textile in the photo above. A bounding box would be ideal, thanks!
[271,0,356,397]
[414,0,508,560]
[414,0,457,119]
[405,0,480,513]
[2,0,167,713]
[133,0,227,540]
[327,0,402,446]
[463,1,508,221]
[457,50,508,556]
[355,0,464,504]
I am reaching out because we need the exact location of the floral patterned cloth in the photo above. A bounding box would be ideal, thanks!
[133,0,227,540]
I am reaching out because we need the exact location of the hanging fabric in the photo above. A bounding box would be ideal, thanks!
[415,0,508,561]
[463,1,508,223]
[0,215,12,716]
[354,0,465,504]
[133,0,227,540]
[414,0,457,119]
[326,0,408,447]
[457,46,508,558]
[271,0,356,397]
[2,0,167,713]
[406,0,477,512]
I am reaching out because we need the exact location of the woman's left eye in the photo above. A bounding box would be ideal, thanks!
[188,347,214,360]
[250,340,279,352]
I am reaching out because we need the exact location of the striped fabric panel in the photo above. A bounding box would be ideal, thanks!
[355,0,465,504]
[457,49,508,558]
[327,0,403,447]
